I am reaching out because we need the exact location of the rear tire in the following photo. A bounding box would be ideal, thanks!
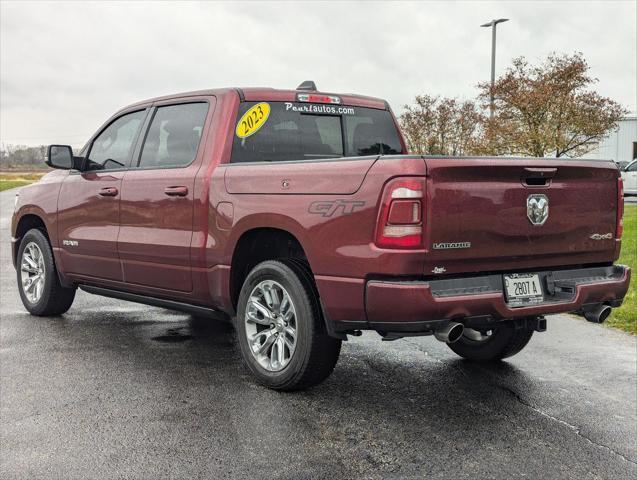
[235,259,341,391]
[17,229,76,316]
[447,323,533,361]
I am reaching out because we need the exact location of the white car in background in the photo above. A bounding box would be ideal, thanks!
[621,160,637,195]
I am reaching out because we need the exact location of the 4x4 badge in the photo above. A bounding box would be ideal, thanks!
[590,233,613,240]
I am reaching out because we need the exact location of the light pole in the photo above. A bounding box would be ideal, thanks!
[481,18,509,119]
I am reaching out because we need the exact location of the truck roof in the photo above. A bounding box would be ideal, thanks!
[122,86,389,112]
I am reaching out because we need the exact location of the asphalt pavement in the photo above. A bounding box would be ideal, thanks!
[1,188,636,479]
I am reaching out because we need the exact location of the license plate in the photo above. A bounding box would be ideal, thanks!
[503,273,544,307]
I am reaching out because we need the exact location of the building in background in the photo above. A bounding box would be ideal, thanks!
[587,113,637,168]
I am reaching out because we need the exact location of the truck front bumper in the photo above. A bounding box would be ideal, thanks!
[359,265,630,334]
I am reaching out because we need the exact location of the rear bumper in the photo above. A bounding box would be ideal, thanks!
[358,265,630,333]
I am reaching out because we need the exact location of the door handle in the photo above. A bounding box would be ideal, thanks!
[164,186,189,197]
[98,186,118,197]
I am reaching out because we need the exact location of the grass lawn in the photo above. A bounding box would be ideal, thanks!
[0,172,46,192]
[606,203,637,334]
[0,180,33,192]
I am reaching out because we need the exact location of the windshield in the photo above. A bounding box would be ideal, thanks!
[230,101,403,163]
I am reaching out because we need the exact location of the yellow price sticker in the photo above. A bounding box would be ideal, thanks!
[236,102,271,138]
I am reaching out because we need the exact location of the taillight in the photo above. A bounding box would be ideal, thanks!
[375,178,424,248]
[617,177,624,239]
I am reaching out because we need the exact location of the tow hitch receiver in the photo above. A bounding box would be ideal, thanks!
[531,316,547,332]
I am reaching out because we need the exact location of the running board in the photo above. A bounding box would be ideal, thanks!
[79,285,229,321]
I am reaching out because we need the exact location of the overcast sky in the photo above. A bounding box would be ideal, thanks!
[1,0,635,147]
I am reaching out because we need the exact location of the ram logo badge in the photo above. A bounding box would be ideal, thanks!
[62,239,79,247]
[527,194,549,226]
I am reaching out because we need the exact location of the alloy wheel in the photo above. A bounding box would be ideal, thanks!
[244,280,297,372]
[20,242,46,304]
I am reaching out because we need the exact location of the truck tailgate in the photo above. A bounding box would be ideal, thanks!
[424,158,620,274]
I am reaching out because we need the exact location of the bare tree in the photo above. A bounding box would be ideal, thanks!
[0,144,48,168]
[479,52,627,157]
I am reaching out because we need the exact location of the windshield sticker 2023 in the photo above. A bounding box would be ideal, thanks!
[236,102,271,138]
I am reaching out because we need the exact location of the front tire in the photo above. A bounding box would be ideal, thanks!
[235,260,341,391]
[17,229,76,316]
[447,323,534,361]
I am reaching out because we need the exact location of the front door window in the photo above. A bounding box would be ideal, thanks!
[86,110,146,171]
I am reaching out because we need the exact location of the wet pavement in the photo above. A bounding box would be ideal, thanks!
[1,188,636,479]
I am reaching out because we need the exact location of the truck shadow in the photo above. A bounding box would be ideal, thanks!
[83,311,536,409]
[130,312,537,428]
[166,315,546,476]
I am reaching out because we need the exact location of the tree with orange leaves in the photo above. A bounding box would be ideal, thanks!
[479,52,627,158]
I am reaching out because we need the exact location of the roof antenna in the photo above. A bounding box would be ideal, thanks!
[297,80,317,91]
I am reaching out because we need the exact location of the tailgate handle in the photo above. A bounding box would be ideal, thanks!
[524,167,557,178]
[523,168,557,186]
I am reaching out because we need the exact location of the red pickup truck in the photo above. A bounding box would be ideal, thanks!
[11,82,631,390]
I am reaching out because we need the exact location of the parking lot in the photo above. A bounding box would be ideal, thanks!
[1,188,636,479]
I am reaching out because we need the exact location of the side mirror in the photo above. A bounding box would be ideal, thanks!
[46,145,82,170]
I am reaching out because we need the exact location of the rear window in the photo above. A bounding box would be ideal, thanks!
[230,101,403,163]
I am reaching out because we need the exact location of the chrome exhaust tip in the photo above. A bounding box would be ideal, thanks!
[434,322,465,344]
[584,305,612,324]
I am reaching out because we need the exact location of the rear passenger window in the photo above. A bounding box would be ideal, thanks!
[138,102,208,168]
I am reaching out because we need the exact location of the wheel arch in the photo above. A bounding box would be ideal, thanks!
[229,227,309,310]
[12,212,50,265]
[13,211,71,288]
